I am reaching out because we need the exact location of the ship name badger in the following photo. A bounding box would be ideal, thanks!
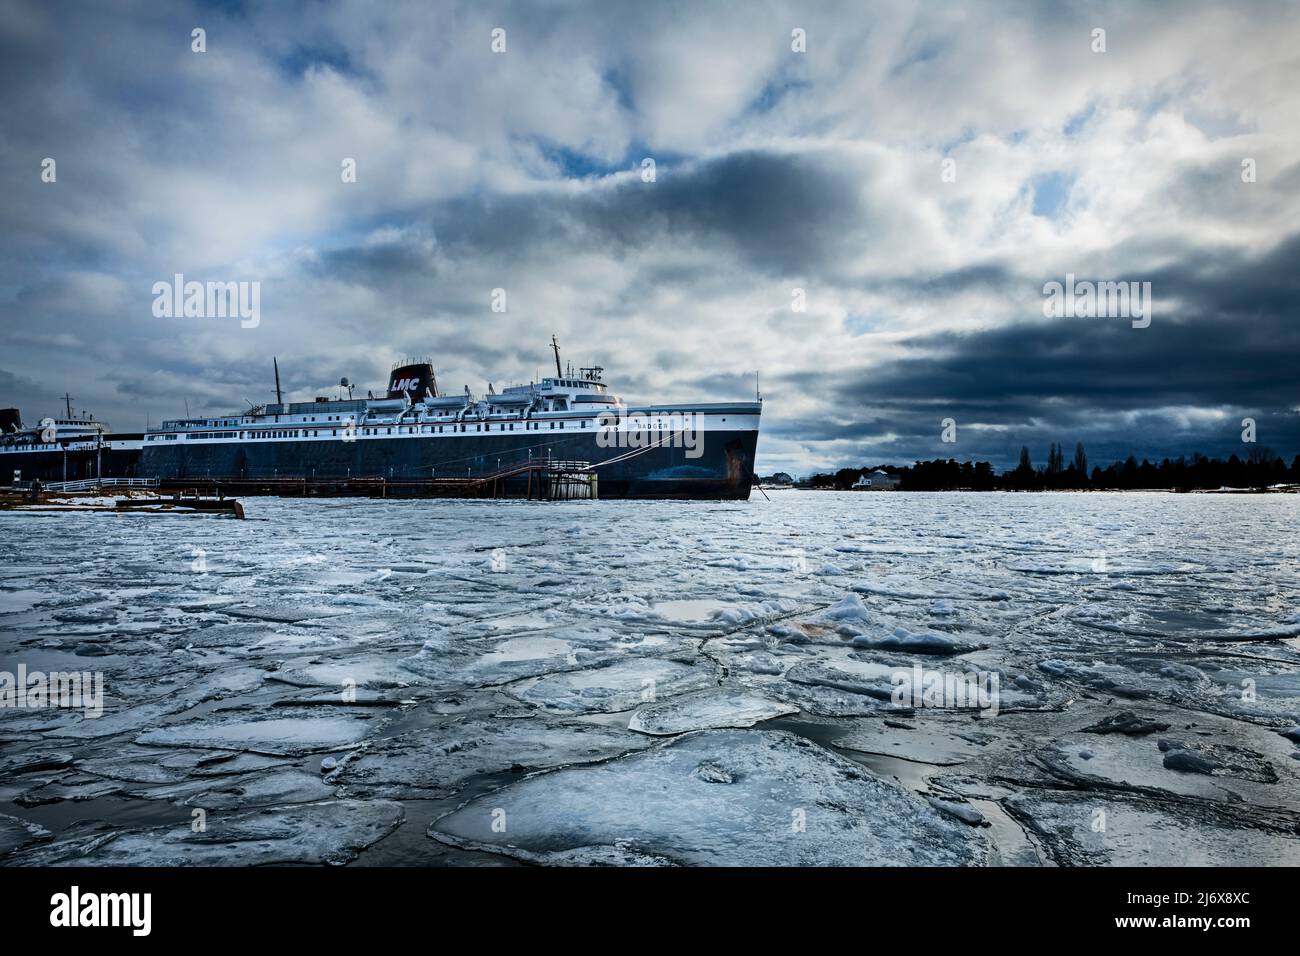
[596,410,703,458]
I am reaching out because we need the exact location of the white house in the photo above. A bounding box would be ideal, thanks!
[852,469,900,490]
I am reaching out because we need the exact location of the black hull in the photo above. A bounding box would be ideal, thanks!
[141,429,758,500]
[1,448,141,484]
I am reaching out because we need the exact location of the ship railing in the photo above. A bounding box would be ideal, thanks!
[36,478,161,492]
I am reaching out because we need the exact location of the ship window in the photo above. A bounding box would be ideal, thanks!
[387,428,392,434]
[560,421,565,428]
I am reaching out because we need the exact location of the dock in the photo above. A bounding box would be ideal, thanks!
[0,479,244,518]
[157,457,598,501]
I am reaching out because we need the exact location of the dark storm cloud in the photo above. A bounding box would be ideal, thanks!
[778,233,1300,467]
[428,149,873,277]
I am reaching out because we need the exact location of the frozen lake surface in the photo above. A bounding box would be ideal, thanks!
[2,491,1299,866]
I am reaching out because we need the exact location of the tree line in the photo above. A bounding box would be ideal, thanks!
[797,445,1300,491]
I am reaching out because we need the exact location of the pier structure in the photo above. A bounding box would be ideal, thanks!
[154,456,597,501]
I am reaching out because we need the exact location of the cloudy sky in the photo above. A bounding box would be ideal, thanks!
[2,0,1298,474]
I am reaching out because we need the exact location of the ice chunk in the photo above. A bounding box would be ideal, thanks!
[0,751,74,776]
[1162,748,1222,775]
[12,800,402,866]
[1005,791,1300,866]
[172,770,337,810]
[850,627,985,655]
[401,628,684,688]
[1033,725,1288,809]
[222,602,351,623]
[1080,711,1172,736]
[137,712,378,755]
[507,658,715,714]
[785,658,898,700]
[0,813,53,855]
[333,717,653,799]
[429,729,986,866]
[273,659,418,689]
[628,689,797,735]
[925,796,986,826]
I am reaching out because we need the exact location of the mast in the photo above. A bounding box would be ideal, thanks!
[550,335,562,378]
[63,392,74,419]
[273,357,283,405]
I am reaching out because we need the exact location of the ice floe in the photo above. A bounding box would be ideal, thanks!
[429,730,987,866]
[11,800,403,866]
[506,658,716,714]
[333,717,652,798]
[628,689,797,735]
[136,711,380,755]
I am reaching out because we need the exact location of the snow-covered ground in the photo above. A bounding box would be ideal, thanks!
[1,491,1298,866]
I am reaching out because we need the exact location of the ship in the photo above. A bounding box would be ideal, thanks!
[138,341,762,500]
[0,399,143,486]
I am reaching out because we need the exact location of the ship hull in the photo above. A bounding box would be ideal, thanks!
[140,426,759,500]
[1,445,142,484]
